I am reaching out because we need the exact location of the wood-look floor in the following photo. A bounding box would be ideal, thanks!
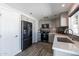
[16,42,53,56]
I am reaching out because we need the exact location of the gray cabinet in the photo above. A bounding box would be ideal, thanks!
[49,33,54,43]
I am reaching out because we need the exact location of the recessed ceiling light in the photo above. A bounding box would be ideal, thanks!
[61,4,65,7]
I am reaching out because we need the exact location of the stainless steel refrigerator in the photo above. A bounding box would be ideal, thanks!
[21,21,32,51]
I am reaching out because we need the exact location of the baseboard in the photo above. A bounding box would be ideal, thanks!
[14,50,22,56]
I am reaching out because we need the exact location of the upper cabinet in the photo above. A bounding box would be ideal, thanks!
[55,12,68,27]
[60,12,68,26]
[55,18,60,27]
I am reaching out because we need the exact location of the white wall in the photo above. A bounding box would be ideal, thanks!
[0,4,38,56]
[38,18,60,32]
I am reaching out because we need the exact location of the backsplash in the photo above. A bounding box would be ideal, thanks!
[56,26,68,34]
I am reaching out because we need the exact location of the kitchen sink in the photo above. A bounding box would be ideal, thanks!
[68,34,79,41]
[57,37,74,43]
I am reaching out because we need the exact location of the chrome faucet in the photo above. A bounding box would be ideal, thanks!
[64,29,73,40]
[64,29,73,35]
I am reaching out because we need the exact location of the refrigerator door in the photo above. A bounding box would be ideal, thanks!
[21,21,32,51]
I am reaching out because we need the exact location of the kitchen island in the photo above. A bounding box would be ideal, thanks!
[52,33,79,56]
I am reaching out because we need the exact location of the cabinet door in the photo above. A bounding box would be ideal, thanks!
[60,17,68,26]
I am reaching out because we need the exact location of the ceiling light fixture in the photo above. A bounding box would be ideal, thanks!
[61,4,65,7]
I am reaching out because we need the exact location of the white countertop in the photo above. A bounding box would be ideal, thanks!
[52,34,79,55]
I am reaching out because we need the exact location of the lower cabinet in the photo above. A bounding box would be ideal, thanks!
[53,49,78,56]
[49,33,54,43]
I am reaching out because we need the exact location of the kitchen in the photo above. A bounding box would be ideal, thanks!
[53,4,79,56]
[38,3,79,56]
[0,3,79,56]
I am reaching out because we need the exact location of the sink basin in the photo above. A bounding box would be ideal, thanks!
[68,34,79,41]
[57,37,74,43]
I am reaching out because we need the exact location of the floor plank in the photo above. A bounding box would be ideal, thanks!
[16,42,53,56]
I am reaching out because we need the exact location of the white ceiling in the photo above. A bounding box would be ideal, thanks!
[6,3,72,20]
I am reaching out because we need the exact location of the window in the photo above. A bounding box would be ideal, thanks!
[69,10,79,35]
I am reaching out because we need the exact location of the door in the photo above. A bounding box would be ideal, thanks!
[21,21,32,51]
[0,7,20,55]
